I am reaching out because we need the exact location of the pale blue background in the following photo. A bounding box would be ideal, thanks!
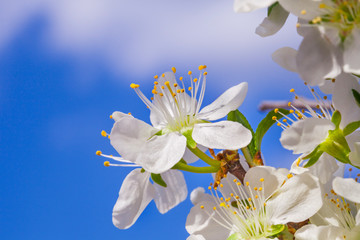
[0,1,308,239]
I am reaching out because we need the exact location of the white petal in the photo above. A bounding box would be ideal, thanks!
[280,118,334,154]
[268,172,322,224]
[349,142,360,168]
[186,200,231,240]
[295,225,345,240]
[187,235,206,240]
[332,72,360,128]
[198,82,248,121]
[296,29,341,86]
[308,153,338,184]
[256,4,289,37]
[272,47,298,72]
[344,29,360,75]
[233,0,276,12]
[112,169,154,229]
[190,187,213,205]
[333,177,360,203]
[244,166,288,199]
[111,111,134,122]
[136,133,187,174]
[192,121,252,150]
[153,170,187,214]
[110,116,158,162]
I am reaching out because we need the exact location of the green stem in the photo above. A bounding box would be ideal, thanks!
[241,147,255,167]
[172,161,219,173]
[187,146,220,167]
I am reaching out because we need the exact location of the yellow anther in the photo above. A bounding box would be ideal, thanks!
[172,93,176,97]
[258,187,263,191]
[230,193,234,197]
[319,3,326,8]
[173,83,178,87]
[246,206,250,209]
[208,186,212,190]
[198,65,204,70]
[177,89,181,93]
[301,109,305,113]
[109,115,113,119]
[220,184,224,188]
[290,88,295,93]
[203,65,207,69]
[214,187,217,190]
[164,81,170,86]
[233,211,237,215]
[96,150,102,156]
[301,9,307,15]
[295,96,299,99]
[274,108,279,113]
[220,202,226,207]
[188,71,192,75]
[161,86,165,89]
[248,198,252,202]
[200,205,204,209]
[272,116,277,120]
[253,207,256,210]
[349,168,353,171]
[130,83,139,89]
[282,119,287,123]
[213,207,217,210]
[104,161,110,167]
[154,75,159,79]
[264,203,266,206]
[204,72,208,75]
[188,87,192,91]
[101,130,107,137]
[193,78,198,83]
[288,102,292,107]
[181,89,185,93]
[324,96,328,100]
[296,23,301,28]
[150,97,154,100]
[171,67,176,73]
[233,179,237,183]
[237,182,241,186]
[179,77,183,81]
[260,178,264,182]
[246,182,249,186]
[161,73,165,77]
[290,110,294,113]
[154,81,158,85]
[159,93,164,97]
[277,122,281,126]
[235,196,239,199]
[254,187,258,191]
[152,89,157,94]
[220,197,224,201]
[223,174,227,178]
[287,173,293,179]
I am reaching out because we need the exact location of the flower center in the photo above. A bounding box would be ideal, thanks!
[312,0,360,40]
[130,66,208,132]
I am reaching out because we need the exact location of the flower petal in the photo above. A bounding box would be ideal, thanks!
[190,187,213,205]
[186,200,230,240]
[244,166,288,199]
[267,172,322,224]
[112,169,154,229]
[272,47,298,72]
[233,0,276,12]
[256,4,289,37]
[153,170,187,214]
[112,111,134,122]
[344,29,360,75]
[332,72,360,128]
[278,0,323,20]
[187,235,206,240]
[308,153,338,184]
[295,225,345,240]
[333,177,360,203]
[296,28,341,86]
[183,145,207,164]
[280,118,334,154]
[192,121,252,150]
[110,117,187,173]
[198,82,248,121]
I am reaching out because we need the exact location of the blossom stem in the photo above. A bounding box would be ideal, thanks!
[172,161,219,173]
[187,146,221,167]
[241,147,255,167]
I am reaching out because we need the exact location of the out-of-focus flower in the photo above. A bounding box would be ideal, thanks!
[186,166,322,240]
[109,67,251,174]
[295,177,360,240]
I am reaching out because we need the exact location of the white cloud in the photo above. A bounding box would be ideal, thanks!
[0,0,300,80]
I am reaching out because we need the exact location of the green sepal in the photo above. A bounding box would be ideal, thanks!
[267,224,286,237]
[228,110,256,157]
[151,173,167,187]
[352,89,360,108]
[331,110,341,128]
[255,108,290,152]
[343,121,360,136]
[268,2,279,16]
[140,168,145,173]
[227,233,241,240]
[273,226,294,240]
[182,128,197,149]
[303,146,324,168]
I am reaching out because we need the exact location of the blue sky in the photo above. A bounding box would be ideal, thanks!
[0,1,310,239]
